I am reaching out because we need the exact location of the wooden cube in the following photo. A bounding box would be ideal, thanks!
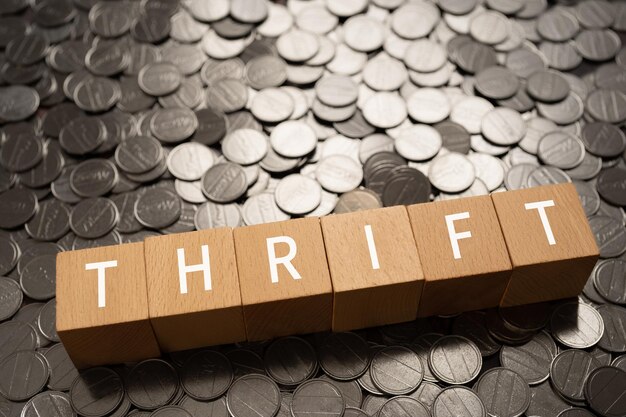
[56,242,160,368]
[233,217,333,341]
[491,183,599,307]
[144,228,246,352]
[407,196,512,317]
[320,207,424,331]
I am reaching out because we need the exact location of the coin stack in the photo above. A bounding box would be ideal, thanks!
[0,0,626,416]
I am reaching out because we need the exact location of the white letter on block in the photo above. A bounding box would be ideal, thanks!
[364,225,380,270]
[525,200,556,245]
[85,260,117,308]
[267,236,301,283]
[445,212,472,260]
[177,245,212,294]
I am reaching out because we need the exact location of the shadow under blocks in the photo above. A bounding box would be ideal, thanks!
[56,183,599,368]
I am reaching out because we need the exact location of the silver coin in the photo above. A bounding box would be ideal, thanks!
[201,163,248,203]
[537,131,586,169]
[550,301,604,349]
[19,254,56,301]
[428,335,482,385]
[195,201,243,229]
[70,158,119,198]
[43,343,78,392]
[242,193,289,225]
[222,129,269,165]
[138,61,182,96]
[588,215,626,258]
[127,359,179,410]
[318,376,362,409]
[596,304,626,353]
[0,277,22,321]
[73,76,121,112]
[467,153,504,191]
[115,136,163,175]
[166,142,214,181]
[318,332,370,381]
[111,192,143,234]
[474,367,530,417]
[0,350,49,401]
[0,236,19,281]
[593,259,626,305]
[500,337,551,385]
[226,349,266,379]
[181,350,233,401]
[24,199,71,242]
[0,321,37,362]
[264,337,318,387]
[150,107,198,143]
[394,124,442,162]
[362,92,407,129]
[134,188,182,229]
[481,107,526,146]
[370,346,423,395]
[70,367,124,417]
[526,165,572,188]
[550,349,602,403]
[270,120,317,158]
[22,391,75,417]
[0,133,43,174]
[0,85,40,122]
[70,197,119,239]
[433,386,487,417]
[428,152,475,193]
[274,174,321,215]
[291,379,345,417]
[316,155,363,194]
[226,374,280,417]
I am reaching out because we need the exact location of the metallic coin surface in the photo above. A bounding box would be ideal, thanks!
[181,350,233,401]
[370,346,423,395]
[429,335,482,385]
[291,379,345,417]
[265,337,317,387]
[433,386,487,417]
[474,368,530,417]
[551,302,604,348]
[584,366,626,417]
[70,367,124,417]
[0,350,49,402]
[0,2,625,416]
[127,359,179,410]
[226,374,280,417]
[551,349,602,402]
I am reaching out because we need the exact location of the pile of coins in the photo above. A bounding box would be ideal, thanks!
[1,0,626,415]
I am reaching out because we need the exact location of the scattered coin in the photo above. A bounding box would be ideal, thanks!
[550,301,604,349]
[0,1,625,416]
[474,367,530,417]
[227,374,280,417]
[584,366,626,417]
[70,367,124,417]
[429,335,482,385]
[370,346,423,395]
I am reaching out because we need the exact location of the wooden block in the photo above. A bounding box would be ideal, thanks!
[233,217,333,341]
[491,183,599,307]
[144,228,246,352]
[56,242,160,368]
[320,206,424,331]
[406,196,512,317]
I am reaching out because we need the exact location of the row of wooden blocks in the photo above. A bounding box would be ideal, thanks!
[57,183,599,368]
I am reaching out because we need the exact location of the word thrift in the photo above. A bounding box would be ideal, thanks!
[56,183,599,368]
